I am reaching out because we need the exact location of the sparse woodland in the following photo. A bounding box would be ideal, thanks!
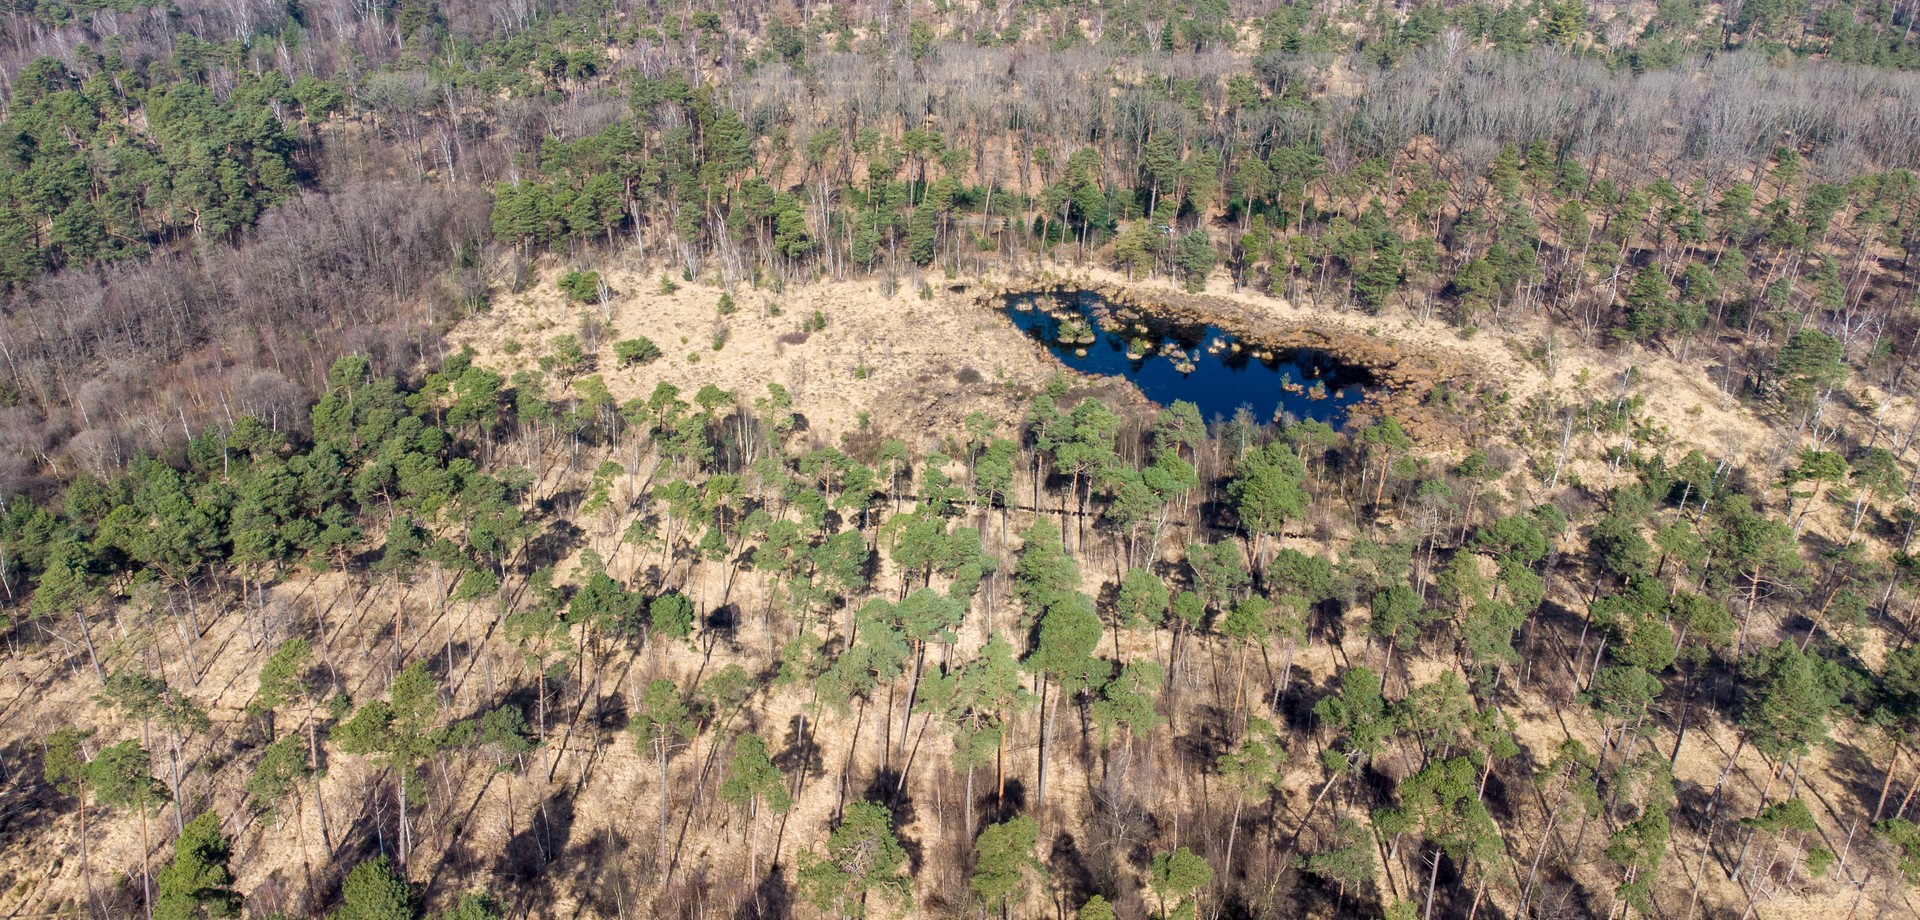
[8,2,1920,919]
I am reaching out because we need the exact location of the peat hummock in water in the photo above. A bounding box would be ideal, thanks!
[1001,290,1376,428]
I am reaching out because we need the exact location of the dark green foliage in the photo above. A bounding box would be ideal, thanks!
[5,8,1920,916]
[1774,329,1849,409]
[1186,540,1250,612]
[1114,567,1171,628]
[474,706,535,762]
[1314,666,1392,772]
[1373,756,1501,871]
[249,639,313,725]
[1369,583,1436,649]
[557,270,604,302]
[1304,817,1377,890]
[334,856,414,920]
[1885,644,1920,713]
[1146,846,1213,919]
[86,740,169,812]
[649,592,696,641]
[1739,642,1850,761]
[1474,513,1550,565]
[970,816,1044,912]
[1583,666,1663,724]
[245,735,313,819]
[332,660,451,814]
[1174,230,1216,291]
[1013,518,1081,623]
[1710,495,1801,589]
[0,62,300,284]
[155,813,238,920]
[452,568,501,602]
[613,338,663,366]
[920,635,1031,774]
[1589,511,1653,581]
[568,568,644,633]
[718,734,791,814]
[797,801,912,918]
[1876,818,1920,884]
[1228,442,1309,542]
[1615,266,1677,344]
[1092,659,1165,741]
[1217,717,1286,800]
[633,679,697,756]
[1221,595,1274,644]
[1591,580,1678,674]
[1028,593,1106,693]
[41,727,92,795]
[1743,797,1817,835]
[1077,895,1117,920]
[1606,802,1671,914]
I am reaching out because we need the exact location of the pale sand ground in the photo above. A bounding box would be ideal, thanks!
[455,257,1793,469]
[4,260,1912,918]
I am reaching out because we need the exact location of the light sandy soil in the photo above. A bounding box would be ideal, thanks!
[438,257,1910,917]
[452,255,1783,477]
[4,258,1914,919]
[449,263,1086,453]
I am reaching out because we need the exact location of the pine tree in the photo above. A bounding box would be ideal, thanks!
[1373,757,1500,920]
[1092,659,1165,745]
[970,816,1045,916]
[1617,265,1674,343]
[634,678,698,867]
[245,734,314,821]
[1026,593,1104,809]
[719,733,791,878]
[248,638,313,740]
[797,801,912,919]
[922,635,1032,831]
[332,661,445,868]
[1146,846,1214,920]
[1774,329,1848,411]
[334,856,414,920]
[1739,642,1847,764]
[154,813,238,920]
[1076,895,1117,920]
[1227,442,1308,572]
[1304,817,1379,897]
[1174,230,1216,291]
[1215,717,1286,883]
[1013,518,1081,627]
[435,893,504,920]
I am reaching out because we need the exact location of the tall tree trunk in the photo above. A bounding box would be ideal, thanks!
[399,768,410,869]
[657,744,669,871]
[1036,678,1056,811]
[1875,739,1905,820]
[139,806,152,920]
[310,722,331,854]
[79,791,94,917]
[1222,796,1245,889]
[75,609,104,684]
[1423,847,1442,920]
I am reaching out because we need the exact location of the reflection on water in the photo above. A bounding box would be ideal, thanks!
[1001,290,1374,427]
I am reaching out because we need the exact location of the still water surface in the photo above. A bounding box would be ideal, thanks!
[1000,290,1374,427]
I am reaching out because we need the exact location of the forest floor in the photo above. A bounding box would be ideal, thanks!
[424,256,1920,920]
[450,261,1074,456]
[1,259,1915,919]
[452,256,1788,469]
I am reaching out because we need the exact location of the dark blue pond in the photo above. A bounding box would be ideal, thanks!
[1002,290,1374,428]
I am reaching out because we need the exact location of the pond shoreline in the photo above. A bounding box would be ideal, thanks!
[974,280,1472,438]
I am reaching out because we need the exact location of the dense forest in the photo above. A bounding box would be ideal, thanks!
[6,1,1920,919]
